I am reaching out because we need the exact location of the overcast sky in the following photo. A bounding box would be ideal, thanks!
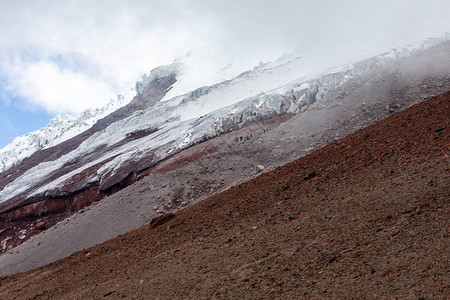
[0,0,449,148]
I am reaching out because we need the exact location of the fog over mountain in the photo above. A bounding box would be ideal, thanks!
[1,0,449,147]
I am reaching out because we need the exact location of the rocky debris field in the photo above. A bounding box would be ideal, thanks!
[0,90,448,299]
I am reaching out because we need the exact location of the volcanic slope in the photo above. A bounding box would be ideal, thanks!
[0,91,448,299]
[0,40,449,276]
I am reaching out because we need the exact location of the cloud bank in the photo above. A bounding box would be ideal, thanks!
[0,0,449,115]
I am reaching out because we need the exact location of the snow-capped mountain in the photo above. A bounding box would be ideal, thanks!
[0,35,449,209]
[1,34,448,175]
[0,62,180,174]
[0,94,130,173]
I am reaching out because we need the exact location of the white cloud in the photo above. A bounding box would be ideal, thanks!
[0,0,449,115]
[0,0,216,114]
[9,61,116,114]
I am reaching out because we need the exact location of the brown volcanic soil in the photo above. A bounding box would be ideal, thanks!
[0,92,448,299]
[1,41,450,256]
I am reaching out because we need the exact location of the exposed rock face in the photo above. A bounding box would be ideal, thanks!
[135,63,181,96]
[0,186,104,222]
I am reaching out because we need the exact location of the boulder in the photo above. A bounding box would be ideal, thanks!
[35,221,46,230]
[256,165,265,173]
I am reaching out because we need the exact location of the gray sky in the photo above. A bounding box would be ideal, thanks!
[0,0,449,116]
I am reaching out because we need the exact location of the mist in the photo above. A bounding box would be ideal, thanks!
[0,0,449,115]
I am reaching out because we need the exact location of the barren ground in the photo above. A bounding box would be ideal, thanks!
[1,42,450,278]
[0,91,448,299]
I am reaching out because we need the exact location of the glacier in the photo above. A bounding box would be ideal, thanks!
[0,34,449,205]
[0,94,131,173]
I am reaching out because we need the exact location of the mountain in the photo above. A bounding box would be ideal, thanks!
[1,34,449,176]
[0,63,183,174]
[0,36,449,255]
[0,95,128,173]
[0,89,447,299]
